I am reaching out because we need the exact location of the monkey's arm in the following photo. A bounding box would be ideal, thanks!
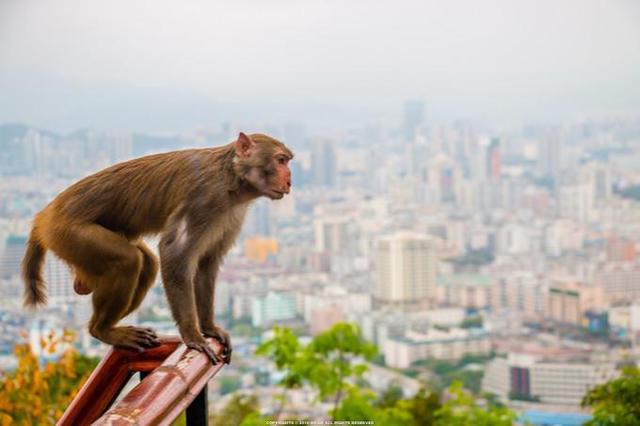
[159,222,221,364]
[195,251,232,363]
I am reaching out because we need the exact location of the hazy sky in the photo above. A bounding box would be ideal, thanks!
[1,0,639,131]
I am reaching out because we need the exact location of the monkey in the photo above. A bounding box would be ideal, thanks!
[21,132,293,364]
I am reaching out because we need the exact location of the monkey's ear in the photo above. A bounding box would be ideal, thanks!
[235,132,256,159]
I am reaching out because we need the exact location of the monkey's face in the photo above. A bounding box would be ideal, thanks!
[235,133,294,200]
[264,149,293,199]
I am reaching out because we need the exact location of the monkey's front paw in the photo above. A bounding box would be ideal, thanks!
[202,325,232,364]
[184,337,221,365]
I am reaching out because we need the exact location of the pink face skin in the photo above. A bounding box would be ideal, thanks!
[269,151,292,199]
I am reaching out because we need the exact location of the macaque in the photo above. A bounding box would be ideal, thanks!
[22,133,293,364]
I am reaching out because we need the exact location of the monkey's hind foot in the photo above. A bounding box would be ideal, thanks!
[202,326,232,364]
[95,326,160,352]
[184,337,221,365]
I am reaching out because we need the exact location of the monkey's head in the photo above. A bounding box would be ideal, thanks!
[234,132,294,200]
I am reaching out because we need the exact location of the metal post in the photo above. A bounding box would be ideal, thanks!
[186,384,208,426]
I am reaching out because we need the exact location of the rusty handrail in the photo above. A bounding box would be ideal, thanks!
[57,336,224,426]
[93,337,224,425]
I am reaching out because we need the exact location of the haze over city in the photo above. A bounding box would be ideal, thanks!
[1,0,639,132]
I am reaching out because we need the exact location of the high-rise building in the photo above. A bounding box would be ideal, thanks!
[374,232,439,308]
[0,235,26,279]
[311,139,336,188]
[482,351,618,406]
[403,100,425,142]
[581,163,612,202]
[487,137,501,180]
[472,136,501,182]
[44,255,75,305]
[244,236,278,263]
[606,236,637,262]
[594,264,640,304]
[546,278,604,326]
[244,199,273,237]
[251,292,297,327]
[537,136,561,178]
[314,216,349,254]
[384,327,491,368]
[558,184,595,223]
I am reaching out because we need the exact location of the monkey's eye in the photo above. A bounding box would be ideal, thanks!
[277,157,288,165]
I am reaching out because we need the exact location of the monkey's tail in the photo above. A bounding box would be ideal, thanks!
[22,227,48,308]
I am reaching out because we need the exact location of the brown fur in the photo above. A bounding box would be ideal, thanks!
[21,133,293,364]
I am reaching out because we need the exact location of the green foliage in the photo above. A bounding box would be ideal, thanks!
[582,366,640,426]
[256,327,303,389]
[459,352,495,366]
[406,388,441,426]
[332,387,377,421]
[171,412,186,426]
[460,316,483,329]
[434,381,516,426]
[238,412,265,426]
[255,324,516,425]
[409,352,494,393]
[255,327,306,419]
[333,383,513,426]
[333,387,413,426]
[302,323,378,403]
[257,323,378,420]
[210,394,260,426]
[445,370,484,395]
[453,249,495,267]
[376,383,404,408]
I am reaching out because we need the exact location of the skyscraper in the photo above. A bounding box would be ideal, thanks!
[0,235,27,279]
[537,136,561,178]
[311,139,336,188]
[403,100,425,142]
[314,216,349,254]
[487,137,501,180]
[473,136,501,181]
[374,232,439,309]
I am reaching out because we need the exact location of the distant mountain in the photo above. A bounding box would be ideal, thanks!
[0,123,61,143]
[0,71,380,134]
[0,122,195,156]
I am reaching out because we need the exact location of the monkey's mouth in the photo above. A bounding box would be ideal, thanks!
[266,189,286,199]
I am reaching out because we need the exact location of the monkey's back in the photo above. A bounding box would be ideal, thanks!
[44,148,222,239]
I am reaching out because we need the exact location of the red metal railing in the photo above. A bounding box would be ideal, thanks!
[57,336,224,426]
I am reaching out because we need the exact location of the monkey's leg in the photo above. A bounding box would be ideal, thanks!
[48,223,160,351]
[160,234,221,364]
[194,252,232,363]
[121,241,159,319]
[89,269,160,351]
